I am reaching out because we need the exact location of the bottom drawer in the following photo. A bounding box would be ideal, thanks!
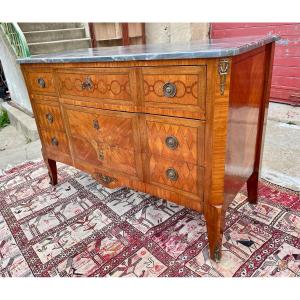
[40,129,70,155]
[74,160,145,191]
[148,155,204,197]
[70,135,139,178]
[73,157,203,212]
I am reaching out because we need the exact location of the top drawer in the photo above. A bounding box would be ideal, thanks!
[57,68,134,102]
[141,65,206,119]
[26,68,56,95]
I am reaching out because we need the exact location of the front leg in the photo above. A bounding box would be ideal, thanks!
[204,204,223,262]
[42,148,57,185]
[247,171,259,204]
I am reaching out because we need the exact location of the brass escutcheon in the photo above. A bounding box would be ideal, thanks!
[46,113,53,123]
[37,78,46,88]
[51,137,58,146]
[165,168,178,181]
[163,82,177,98]
[165,136,179,150]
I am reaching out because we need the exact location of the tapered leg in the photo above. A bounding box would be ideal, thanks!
[204,204,223,262]
[247,171,259,204]
[41,148,57,185]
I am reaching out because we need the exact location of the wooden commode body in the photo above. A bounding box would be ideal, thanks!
[18,35,279,261]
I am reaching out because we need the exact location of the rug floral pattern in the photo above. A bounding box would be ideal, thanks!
[0,160,299,277]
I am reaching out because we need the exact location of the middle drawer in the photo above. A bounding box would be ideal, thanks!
[65,105,143,180]
[34,101,65,131]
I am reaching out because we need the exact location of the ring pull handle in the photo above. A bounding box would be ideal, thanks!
[81,76,94,91]
[163,82,177,98]
[93,119,100,130]
[37,78,46,88]
[51,137,58,146]
[165,168,178,181]
[165,136,179,150]
[95,173,116,185]
[46,113,54,123]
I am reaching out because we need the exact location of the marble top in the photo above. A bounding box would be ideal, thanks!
[17,35,280,64]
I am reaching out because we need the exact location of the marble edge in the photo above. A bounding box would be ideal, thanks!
[17,35,280,64]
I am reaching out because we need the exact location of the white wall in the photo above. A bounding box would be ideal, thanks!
[0,29,32,113]
[146,23,210,44]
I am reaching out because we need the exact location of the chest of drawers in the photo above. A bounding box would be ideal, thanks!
[18,35,279,261]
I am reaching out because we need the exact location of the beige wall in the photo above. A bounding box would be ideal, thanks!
[145,23,210,44]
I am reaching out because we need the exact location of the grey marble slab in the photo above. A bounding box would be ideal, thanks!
[17,35,280,64]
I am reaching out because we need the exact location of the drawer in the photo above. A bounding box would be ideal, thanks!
[40,130,70,155]
[34,102,65,131]
[143,115,205,165]
[66,107,136,150]
[57,68,134,102]
[74,160,145,191]
[141,66,206,118]
[147,155,203,197]
[71,135,138,177]
[26,68,56,95]
[65,106,143,179]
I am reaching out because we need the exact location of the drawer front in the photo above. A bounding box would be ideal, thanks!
[71,135,138,177]
[57,68,133,102]
[34,102,65,131]
[66,106,142,178]
[26,69,56,95]
[66,108,136,150]
[40,130,70,155]
[74,160,145,192]
[142,66,206,113]
[148,156,203,196]
[144,115,205,165]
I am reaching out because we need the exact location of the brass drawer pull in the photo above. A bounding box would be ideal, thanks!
[51,137,58,146]
[95,173,116,184]
[81,76,94,91]
[37,78,46,88]
[46,113,54,123]
[163,82,176,98]
[93,119,100,130]
[165,136,179,150]
[166,168,178,181]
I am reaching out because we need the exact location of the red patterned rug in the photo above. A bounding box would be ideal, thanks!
[0,160,299,277]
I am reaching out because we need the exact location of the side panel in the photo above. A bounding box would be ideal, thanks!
[224,44,275,205]
[203,44,275,259]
